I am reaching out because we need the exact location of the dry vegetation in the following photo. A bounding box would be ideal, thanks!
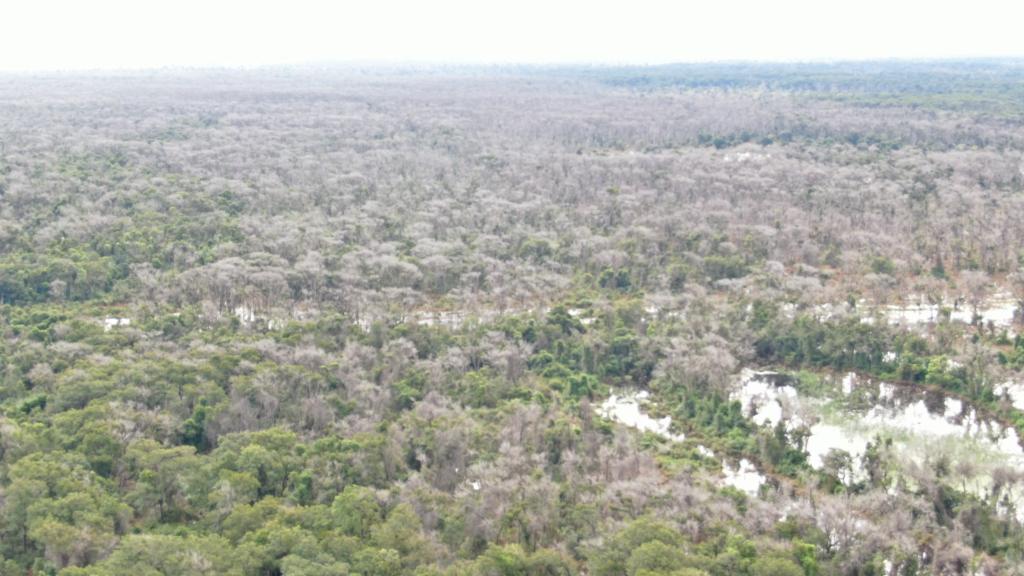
[0,62,1023,575]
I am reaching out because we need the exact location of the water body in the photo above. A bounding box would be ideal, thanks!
[598,390,685,442]
[598,390,764,494]
[880,293,1020,333]
[734,369,1024,520]
[995,381,1024,411]
[598,369,1024,517]
[721,458,767,496]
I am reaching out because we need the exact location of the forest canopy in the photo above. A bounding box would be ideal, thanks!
[1,61,1024,575]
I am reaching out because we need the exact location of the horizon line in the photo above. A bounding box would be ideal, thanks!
[1,55,1023,76]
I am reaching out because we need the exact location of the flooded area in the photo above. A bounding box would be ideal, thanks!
[356,296,679,333]
[996,381,1024,411]
[598,389,768,494]
[102,317,131,331]
[734,369,1024,520]
[730,371,807,430]
[598,370,1024,519]
[598,390,685,442]
[810,292,1021,339]
[722,458,767,495]
[877,293,1020,333]
[722,151,772,163]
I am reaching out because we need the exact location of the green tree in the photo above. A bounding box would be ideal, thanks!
[64,534,243,576]
[748,557,804,576]
[626,540,688,575]
[332,485,382,538]
[588,517,684,576]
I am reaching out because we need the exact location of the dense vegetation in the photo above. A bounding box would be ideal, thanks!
[1,61,1024,575]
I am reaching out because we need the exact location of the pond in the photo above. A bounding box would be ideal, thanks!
[598,390,685,442]
[734,369,1024,520]
[598,390,764,494]
[598,370,1024,518]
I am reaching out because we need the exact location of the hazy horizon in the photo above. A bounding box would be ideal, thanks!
[2,0,1022,72]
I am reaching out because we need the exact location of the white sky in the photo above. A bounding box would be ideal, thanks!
[0,0,1022,71]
